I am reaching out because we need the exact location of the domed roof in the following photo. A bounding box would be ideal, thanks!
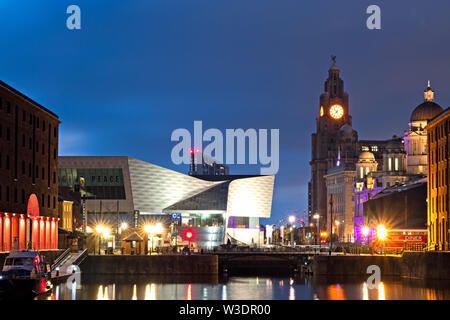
[340,123,353,135]
[410,101,443,122]
[359,151,375,161]
[385,135,403,151]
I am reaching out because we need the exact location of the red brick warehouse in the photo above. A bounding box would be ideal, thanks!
[0,80,60,251]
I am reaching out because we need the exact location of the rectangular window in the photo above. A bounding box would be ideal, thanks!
[394,158,399,171]
[371,146,378,152]
[22,110,26,121]
[388,158,392,171]
[6,127,10,141]
[7,101,11,113]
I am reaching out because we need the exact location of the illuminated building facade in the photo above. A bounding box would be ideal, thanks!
[59,156,274,249]
[404,82,443,175]
[0,80,60,252]
[310,59,386,230]
[324,164,356,242]
[426,107,449,251]
[310,58,358,228]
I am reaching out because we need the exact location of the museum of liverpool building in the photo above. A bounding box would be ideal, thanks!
[58,156,274,249]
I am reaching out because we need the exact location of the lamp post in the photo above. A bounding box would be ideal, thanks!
[288,215,296,247]
[313,214,320,248]
[335,220,340,243]
[144,223,163,255]
[96,225,104,255]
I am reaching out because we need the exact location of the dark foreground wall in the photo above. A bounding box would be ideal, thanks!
[312,252,450,280]
[80,255,218,275]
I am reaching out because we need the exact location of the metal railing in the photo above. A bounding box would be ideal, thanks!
[72,249,88,266]
[51,248,71,271]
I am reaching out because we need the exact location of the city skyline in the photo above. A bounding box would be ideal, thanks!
[1,1,450,224]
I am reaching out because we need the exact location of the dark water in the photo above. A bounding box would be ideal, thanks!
[36,274,450,300]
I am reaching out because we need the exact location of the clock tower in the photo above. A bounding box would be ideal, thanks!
[309,57,358,229]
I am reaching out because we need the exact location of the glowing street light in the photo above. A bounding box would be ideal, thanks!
[362,226,370,245]
[377,225,387,241]
[313,214,320,246]
[288,215,296,224]
[95,225,105,255]
[96,225,104,234]
[144,223,164,254]
[121,222,128,230]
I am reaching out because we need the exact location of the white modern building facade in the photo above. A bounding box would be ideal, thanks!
[58,156,274,248]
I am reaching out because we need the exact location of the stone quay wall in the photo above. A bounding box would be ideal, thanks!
[80,254,218,275]
[311,252,450,280]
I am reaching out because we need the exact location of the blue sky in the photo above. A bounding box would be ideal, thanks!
[1,1,449,224]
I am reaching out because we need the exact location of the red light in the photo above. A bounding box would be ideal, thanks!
[40,279,46,293]
[195,148,200,153]
[189,149,194,154]
[183,228,195,241]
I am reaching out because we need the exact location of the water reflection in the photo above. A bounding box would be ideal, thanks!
[37,274,450,300]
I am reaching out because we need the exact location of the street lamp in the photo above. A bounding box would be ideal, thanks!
[362,226,369,244]
[96,225,105,255]
[313,214,320,247]
[288,215,296,247]
[377,225,387,255]
[335,220,340,242]
[144,223,164,255]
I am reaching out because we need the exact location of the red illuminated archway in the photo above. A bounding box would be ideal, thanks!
[27,194,40,217]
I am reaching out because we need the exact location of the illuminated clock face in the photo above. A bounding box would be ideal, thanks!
[329,104,344,119]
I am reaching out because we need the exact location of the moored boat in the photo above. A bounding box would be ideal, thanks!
[0,250,53,299]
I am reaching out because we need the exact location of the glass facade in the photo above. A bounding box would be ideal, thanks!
[58,168,126,200]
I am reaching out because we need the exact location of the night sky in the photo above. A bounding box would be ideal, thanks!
[1,1,449,225]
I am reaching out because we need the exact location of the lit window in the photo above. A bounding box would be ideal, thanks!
[388,158,392,171]
[371,146,378,152]
[394,158,399,171]
[362,146,369,151]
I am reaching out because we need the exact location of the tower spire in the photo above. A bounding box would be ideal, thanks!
[424,80,434,102]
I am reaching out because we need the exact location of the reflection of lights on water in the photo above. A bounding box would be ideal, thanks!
[256,277,259,285]
[279,280,284,287]
[186,284,192,300]
[71,281,76,300]
[97,285,109,300]
[289,278,294,286]
[145,284,156,300]
[132,284,137,300]
[327,284,345,300]
[289,287,295,300]
[203,288,208,300]
[378,282,385,300]
[55,285,60,300]
[97,285,103,300]
[222,285,227,300]
[313,293,319,300]
[266,280,271,287]
[363,283,369,300]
